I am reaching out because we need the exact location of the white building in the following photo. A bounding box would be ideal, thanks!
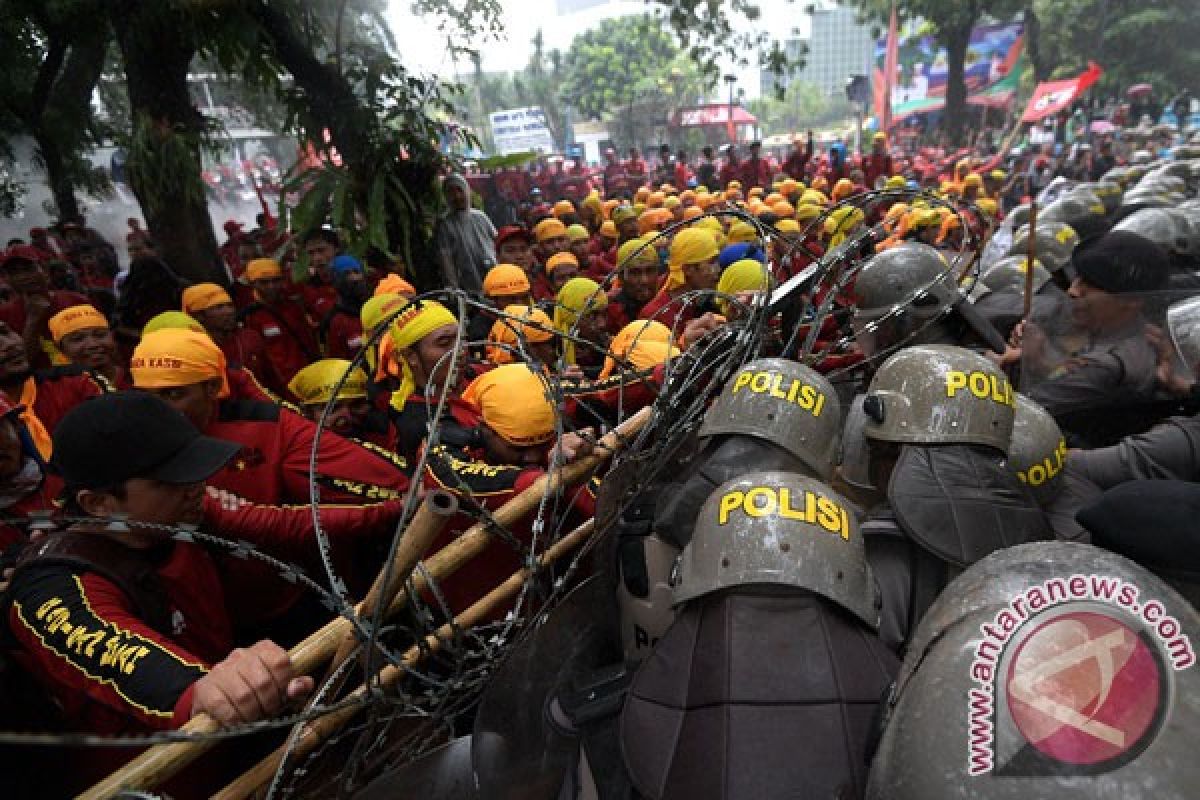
[801,5,874,97]
[762,4,873,100]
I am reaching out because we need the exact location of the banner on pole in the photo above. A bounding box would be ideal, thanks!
[1021,63,1104,123]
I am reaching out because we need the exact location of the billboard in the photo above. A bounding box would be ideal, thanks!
[489,107,556,156]
[874,21,1024,122]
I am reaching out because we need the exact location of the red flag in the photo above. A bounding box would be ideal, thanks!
[1021,62,1105,123]
[881,3,899,132]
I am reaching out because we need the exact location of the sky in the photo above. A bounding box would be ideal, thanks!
[384,0,814,102]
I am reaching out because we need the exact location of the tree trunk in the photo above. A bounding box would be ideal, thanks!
[1024,6,1051,82]
[36,133,81,222]
[109,1,223,284]
[39,24,109,224]
[247,1,444,289]
[941,25,973,147]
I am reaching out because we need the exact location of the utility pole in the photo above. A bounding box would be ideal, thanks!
[724,73,738,144]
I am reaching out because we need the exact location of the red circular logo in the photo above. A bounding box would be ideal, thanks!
[1005,611,1164,768]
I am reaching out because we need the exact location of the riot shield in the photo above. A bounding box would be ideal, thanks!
[352,736,477,800]
[471,575,623,800]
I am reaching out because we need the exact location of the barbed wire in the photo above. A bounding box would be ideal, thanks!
[0,188,997,799]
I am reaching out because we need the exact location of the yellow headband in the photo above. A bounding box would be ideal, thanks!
[131,329,230,398]
[462,364,556,446]
[387,301,458,412]
[182,283,233,314]
[48,305,107,344]
[287,359,369,405]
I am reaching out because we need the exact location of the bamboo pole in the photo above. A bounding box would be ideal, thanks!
[79,407,649,799]
[320,490,458,685]
[211,518,597,800]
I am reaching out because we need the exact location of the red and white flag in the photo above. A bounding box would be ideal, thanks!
[1021,62,1103,123]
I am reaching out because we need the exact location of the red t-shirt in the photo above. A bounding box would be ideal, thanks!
[325,310,365,360]
[202,400,410,630]
[238,299,320,388]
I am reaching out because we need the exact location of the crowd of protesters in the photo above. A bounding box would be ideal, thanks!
[1,100,1200,798]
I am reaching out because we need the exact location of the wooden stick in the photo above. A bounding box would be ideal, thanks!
[211,519,597,800]
[320,490,458,684]
[1023,199,1039,321]
[79,407,649,799]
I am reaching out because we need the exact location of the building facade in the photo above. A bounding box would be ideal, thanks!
[761,5,873,99]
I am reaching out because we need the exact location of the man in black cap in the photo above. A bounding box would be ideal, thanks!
[5,393,313,756]
[1014,231,1170,446]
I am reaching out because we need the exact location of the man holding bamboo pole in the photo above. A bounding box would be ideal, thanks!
[5,393,315,795]
[422,362,598,614]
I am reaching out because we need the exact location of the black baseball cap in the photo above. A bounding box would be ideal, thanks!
[51,392,240,489]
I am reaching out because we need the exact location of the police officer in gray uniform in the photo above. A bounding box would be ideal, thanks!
[1004,220,1081,289]
[613,358,843,663]
[969,255,1070,341]
[850,242,1008,367]
[1018,231,1170,448]
[851,345,1050,652]
[620,470,897,800]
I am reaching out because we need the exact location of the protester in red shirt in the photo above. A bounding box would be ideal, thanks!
[560,155,593,202]
[288,359,397,452]
[47,305,128,388]
[6,392,314,792]
[673,149,693,189]
[238,258,320,392]
[218,219,247,276]
[606,237,662,333]
[740,140,772,189]
[783,132,815,181]
[639,228,720,331]
[384,300,482,465]
[863,132,895,189]
[0,246,92,370]
[320,255,370,359]
[603,148,630,198]
[718,145,741,187]
[0,395,61,551]
[299,229,339,320]
[129,329,410,639]
[531,219,572,302]
[587,220,619,280]
[182,283,276,395]
[420,363,596,616]
[625,147,649,189]
[0,315,105,464]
